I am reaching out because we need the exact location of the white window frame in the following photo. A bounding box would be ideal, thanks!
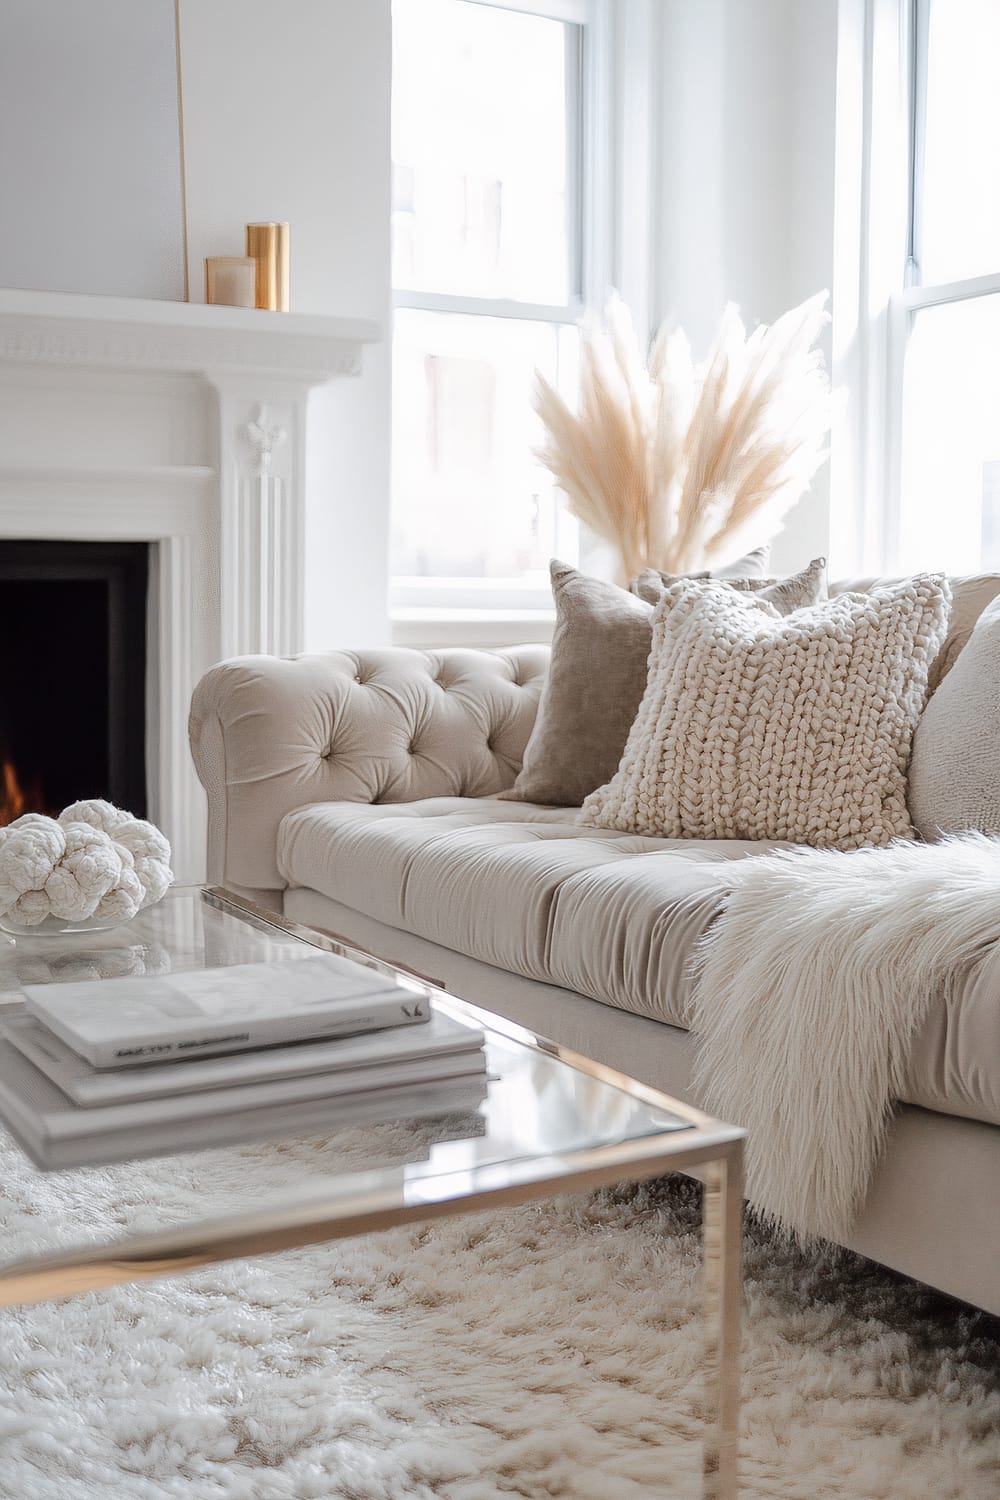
[833,0,1000,576]
[389,0,615,622]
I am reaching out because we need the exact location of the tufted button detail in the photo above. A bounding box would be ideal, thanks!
[408,740,418,755]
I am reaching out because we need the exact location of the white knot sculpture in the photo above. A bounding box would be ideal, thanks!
[0,799,172,928]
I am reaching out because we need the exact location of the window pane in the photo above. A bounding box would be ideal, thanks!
[899,295,1000,572]
[391,0,577,304]
[919,0,1000,283]
[391,309,578,579]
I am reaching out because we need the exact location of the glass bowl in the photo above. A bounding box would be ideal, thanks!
[0,911,131,938]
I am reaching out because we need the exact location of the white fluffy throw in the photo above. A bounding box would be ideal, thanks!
[690,832,1000,1241]
[0,799,172,927]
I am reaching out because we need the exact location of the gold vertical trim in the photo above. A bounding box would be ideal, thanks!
[174,0,191,302]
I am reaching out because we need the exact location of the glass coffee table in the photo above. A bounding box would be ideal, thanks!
[0,886,744,1499]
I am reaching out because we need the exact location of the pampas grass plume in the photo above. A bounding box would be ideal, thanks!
[534,292,831,579]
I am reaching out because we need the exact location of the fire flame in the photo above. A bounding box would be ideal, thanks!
[0,760,46,828]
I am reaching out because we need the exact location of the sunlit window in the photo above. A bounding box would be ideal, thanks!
[390,0,584,599]
[897,0,1000,572]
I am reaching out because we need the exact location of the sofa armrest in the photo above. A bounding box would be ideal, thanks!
[189,645,549,903]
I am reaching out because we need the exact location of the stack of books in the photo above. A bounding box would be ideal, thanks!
[0,954,488,1169]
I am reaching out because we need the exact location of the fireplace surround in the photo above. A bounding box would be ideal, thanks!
[0,288,380,879]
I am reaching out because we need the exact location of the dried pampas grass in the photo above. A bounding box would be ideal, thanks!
[534,292,831,580]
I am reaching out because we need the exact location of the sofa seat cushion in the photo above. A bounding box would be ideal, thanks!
[277,797,786,1029]
[278,797,1000,1132]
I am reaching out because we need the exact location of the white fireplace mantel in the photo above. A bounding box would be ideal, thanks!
[0,288,378,382]
[0,288,381,881]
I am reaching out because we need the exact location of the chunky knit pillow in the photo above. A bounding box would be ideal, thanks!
[500,549,830,809]
[581,574,951,850]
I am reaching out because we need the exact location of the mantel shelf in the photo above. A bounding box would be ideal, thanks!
[0,287,381,380]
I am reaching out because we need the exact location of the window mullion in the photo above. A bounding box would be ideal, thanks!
[565,16,585,302]
[392,288,581,324]
[581,0,613,309]
[901,269,1000,314]
[905,0,929,287]
[460,0,588,23]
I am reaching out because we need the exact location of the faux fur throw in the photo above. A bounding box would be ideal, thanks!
[690,833,1000,1241]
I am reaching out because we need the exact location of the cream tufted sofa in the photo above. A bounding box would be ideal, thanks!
[190,641,1000,1314]
[189,647,550,908]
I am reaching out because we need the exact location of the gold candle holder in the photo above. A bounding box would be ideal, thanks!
[245,222,290,311]
[204,256,257,308]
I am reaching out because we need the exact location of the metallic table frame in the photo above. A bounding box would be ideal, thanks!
[0,887,745,1499]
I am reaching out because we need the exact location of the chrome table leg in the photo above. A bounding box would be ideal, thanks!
[702,1141,743,1498]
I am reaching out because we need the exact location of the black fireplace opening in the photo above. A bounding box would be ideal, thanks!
[0,541,148,824]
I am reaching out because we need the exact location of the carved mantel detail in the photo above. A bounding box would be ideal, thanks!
[246,405,288,478]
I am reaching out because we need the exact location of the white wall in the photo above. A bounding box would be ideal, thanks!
[0,0,837,645]
[0,0,185,299]
[653,0,839,575]
[178,0,392,649]
[0,0,391,651]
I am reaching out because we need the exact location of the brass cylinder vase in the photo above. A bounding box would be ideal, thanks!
[245,222,290,311]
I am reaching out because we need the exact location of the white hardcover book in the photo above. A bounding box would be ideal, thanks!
[0,1022,486,1137]
[0,1039,489,1170]
[2,1009,485,1107]
[23,955,431,1068]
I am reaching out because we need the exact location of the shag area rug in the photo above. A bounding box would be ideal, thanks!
[2,1122,1000,1500]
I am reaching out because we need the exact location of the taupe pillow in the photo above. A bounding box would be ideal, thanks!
[499,563,653,807]
[502,549,825,808]
[909,593,1000,838]
[582,574,951,849]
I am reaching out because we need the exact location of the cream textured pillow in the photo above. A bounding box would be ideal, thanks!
[581,574,951,850]
[830,570,1000,695]
[909,594,1000,838]
[501,550,831,808]
[499,550,773,808]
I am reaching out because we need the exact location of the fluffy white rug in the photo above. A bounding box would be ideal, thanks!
[2,1123,1000,1500]
[692,832,1000,1240]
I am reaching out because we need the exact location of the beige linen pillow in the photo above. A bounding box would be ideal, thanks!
[501,548,825,809]
[909,593,1000,838]
[581,574,951,850]
[499,563,652,807]
[631,555,827,611]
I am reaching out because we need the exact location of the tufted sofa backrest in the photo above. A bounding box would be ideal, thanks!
[189,645,550,902]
